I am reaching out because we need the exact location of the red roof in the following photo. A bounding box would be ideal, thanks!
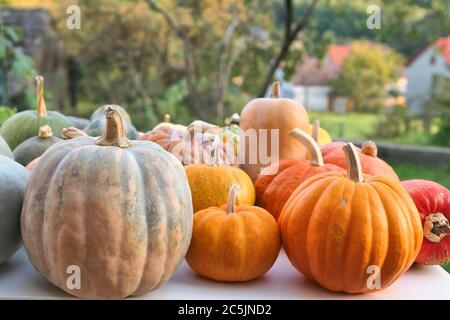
[327,44,352,67]
[435,36,450,63]
[406,36,450,66]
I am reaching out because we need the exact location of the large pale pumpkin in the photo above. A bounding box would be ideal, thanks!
[279,143,422,293]
[185,148,255,212]
[0,135,13,159]
[0,76,70,150]
[255,129,343,220]
[21,106,193,299]
[239,81,309,181]
[0,155,29,264]
[186,184,280,282]
[321,140,399,180]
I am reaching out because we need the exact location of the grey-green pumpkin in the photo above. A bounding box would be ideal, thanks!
[13,125,63,166]
[0,76,71,150]
[0,155,29,264]
[67,116,90,130]
[0,135,13,159]
[85,104,137,139]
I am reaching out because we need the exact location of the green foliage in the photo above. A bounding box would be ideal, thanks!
[330,42,404,112]
[392,163,450,189]
[0,20,37,108]
[0,105,16,126]
[429,75,450,147]
[375,106,410,139]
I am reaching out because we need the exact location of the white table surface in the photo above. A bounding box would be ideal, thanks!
[0,248,449,300]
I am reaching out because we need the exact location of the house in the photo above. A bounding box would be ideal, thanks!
[406,36,450,116]
[291,44,352,112]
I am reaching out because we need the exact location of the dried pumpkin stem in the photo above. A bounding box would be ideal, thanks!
[271,81,281,98]
[289,128,324,167]
[226,184,240,214]
[163,113,171,123]
[35,76,48,117]
[362,141,377,157]
[62,127,87,140]
[311,120,320,143]
[38,125,53,138]
[423,212,450,243]
[342,142,363,183]
[96,106,132,148]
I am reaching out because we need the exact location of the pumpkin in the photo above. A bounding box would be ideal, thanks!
[185,146,254,213]
[0,76,71,150]
[279,143,422,293]
[401,179,450,265]
[140,120,235,165]
[85,104,138,139]
[255,128,343,220]
[186,184,280,282]
[0,155,29,264]
[0,135,13,159]
[220,113,240,155]
[89,104,132,122]
[26,156,40,172]
[239,81,309,181]
[153,114,187,131]
[321,140,399,180]
[13,125,63,166]
[21,106,193,299]
[307,120,332,146]
[67,116,90,130]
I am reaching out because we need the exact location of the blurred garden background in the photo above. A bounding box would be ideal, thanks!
[0,0,449,192]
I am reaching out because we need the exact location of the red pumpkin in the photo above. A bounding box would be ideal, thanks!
[321,141,399,180]
[255,129,343,220]
[401,179,450,265]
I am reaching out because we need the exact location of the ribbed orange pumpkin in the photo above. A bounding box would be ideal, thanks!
[239,81,309,181]
[186,185,280,282]
[185,147,254,213]
[21,106,193,299]
[321,141,399,180]
[255,129,343,220]
[279,143,423,293]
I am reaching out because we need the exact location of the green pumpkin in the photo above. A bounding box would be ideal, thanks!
[0,135,13,159]
[85,105,137,139]
[0,155,29,264]
[13,125,63,166]
[0,76,71,150]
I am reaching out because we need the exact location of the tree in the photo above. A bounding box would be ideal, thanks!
[330,42,404,112]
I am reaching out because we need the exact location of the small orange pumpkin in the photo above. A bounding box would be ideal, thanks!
[255,128,343,220]
[279,143,423,293]
[321,140,399,180]
[185,146,254,213]
[186,184,280,282]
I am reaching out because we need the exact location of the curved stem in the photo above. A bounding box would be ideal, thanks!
[311,120,320,143]
[271,81,281,98]
[361,140,377,157]
[38,125,53,138]
[342,142,363,182]
[289,128,324,166]
[61,127,87,140]
[96,105,132,148]
[423,213,450,243]
[35,76,48,117]
[226,184,240,214]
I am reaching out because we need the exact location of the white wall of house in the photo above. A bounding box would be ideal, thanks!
[293,85,330,111]
[406,46,450,116]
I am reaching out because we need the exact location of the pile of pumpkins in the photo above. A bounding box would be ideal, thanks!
[0,77,448,299]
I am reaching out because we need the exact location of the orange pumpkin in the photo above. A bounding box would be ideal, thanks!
[255,129,343,220]
[279,143,423,293]
[239,81,309,181]
[185,147,254,213]
[186,184,280,282]
[321,140,399,180]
